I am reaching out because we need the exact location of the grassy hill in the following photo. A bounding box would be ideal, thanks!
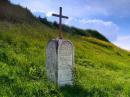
[0,1,130,97]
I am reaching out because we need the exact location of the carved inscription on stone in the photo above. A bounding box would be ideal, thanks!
[58,41,73,84]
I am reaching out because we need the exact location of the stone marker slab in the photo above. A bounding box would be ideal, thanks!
[46,39,74,86]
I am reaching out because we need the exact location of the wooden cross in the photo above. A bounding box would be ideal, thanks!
[52,7,69,39]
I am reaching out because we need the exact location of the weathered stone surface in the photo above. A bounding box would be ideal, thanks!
[46,39,74,86]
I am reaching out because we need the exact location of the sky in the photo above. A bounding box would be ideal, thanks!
[10,0,130,50]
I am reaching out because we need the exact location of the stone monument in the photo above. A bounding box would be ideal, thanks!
[46,7,74,86]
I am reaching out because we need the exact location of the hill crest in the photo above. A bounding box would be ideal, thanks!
[0,1,109,42]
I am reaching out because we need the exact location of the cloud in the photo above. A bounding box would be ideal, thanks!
[46,12,55,17]
[11,0,54,13]
[114,36,130,50]
[33,12,46,17]
[65,18,119,41]
[82,0,130,18]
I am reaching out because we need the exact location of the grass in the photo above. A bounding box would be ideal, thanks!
[0,21,130,97]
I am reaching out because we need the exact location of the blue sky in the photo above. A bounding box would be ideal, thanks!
[10,0,130,50]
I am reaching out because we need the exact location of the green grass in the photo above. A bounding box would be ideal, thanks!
[0,21,130,97]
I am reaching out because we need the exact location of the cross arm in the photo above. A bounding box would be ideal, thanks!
[61,15,69,19]
[52,13,69,19]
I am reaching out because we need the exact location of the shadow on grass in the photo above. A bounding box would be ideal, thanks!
[60,85,111,97]
[0,75,14,85]
[60,85,90,97]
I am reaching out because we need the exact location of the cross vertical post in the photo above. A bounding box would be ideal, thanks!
[59,7,63,39]
[52,7,69,39]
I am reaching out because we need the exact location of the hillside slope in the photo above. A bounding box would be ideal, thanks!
[0,1,130,97]
[0,0,36,23]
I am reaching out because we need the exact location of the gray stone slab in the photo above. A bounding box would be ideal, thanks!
[46,39,74,86]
